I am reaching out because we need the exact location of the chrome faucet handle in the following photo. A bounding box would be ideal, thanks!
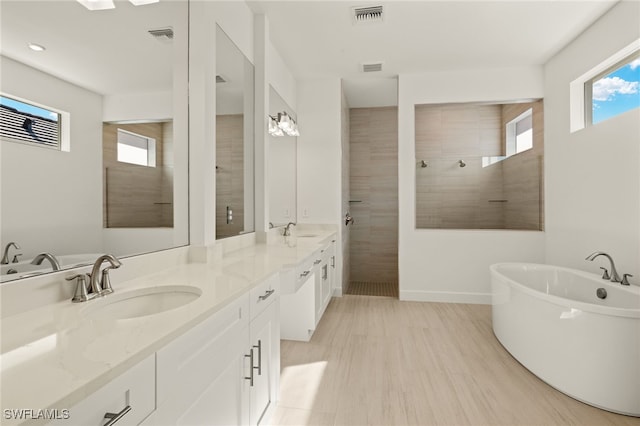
[599,267,610,280]
[11,254,22,263]
[621,274,633,286]
[66,274,94,303]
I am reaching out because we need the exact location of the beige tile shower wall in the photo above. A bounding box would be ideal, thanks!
[415,104,504,229]
[501,100,545,230]
[349,107,398,284]
[216,114,245,239]
[103,122,173,228]
[341,90,351,294]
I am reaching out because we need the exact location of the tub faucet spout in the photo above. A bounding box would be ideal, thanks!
[586,251,621,283]
[31,252,61,271]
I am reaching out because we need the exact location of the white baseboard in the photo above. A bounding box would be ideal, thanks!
[332,287,343,297]
[400,290,490,305]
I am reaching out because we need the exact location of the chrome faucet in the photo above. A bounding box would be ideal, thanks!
[283,222,296,236]
[30,252,61,271]
[89,254,122,295]
[1,242,20,264]
[586,251,621,283]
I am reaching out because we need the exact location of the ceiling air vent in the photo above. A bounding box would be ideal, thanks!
[216,75,227,84]
[352,5,384,24]
[148,27,174,43]
[362,62,383,73]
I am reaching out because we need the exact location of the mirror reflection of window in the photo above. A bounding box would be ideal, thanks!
[0,95,64,149]
[117,129,156,167]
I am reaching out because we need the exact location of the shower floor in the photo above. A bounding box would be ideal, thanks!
[347,281,398,298]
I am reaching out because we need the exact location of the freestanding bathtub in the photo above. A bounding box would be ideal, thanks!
[491,263,640,417]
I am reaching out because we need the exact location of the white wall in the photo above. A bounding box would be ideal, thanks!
[297,78,345,292]
[102,91,172,122]
[544,1,640,282]
[398,67,546,304]
[267,42,296,112]
[297,79,343,224]
[0,56,104,258]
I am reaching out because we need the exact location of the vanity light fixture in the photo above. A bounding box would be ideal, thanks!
[268,112,299,137]
[28,43,46,52]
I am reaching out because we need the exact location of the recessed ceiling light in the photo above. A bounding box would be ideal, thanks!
[28,43,46,52]
[76,0,115,11]
[129,0,159,5]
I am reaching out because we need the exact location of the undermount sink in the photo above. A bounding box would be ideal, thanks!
[83,285,202,320]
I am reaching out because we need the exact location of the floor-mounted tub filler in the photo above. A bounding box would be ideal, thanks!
[491,263,640,417]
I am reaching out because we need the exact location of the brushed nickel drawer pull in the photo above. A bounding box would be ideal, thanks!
[300,270,310,278]
[103,405,131,426]
[253,339,262,375]
[244,350,254,386]
[258,289,275,301]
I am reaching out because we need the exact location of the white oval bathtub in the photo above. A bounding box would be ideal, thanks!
[491,263,640,417]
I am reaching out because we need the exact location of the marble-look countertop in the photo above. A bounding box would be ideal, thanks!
[0,230,336,425]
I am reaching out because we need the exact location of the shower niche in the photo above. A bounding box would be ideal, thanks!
[415,100,544,230]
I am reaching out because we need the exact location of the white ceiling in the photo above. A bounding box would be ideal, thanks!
[0,0,185,96]
[248,0,618,107]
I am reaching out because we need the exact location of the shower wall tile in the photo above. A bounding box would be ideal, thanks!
[349,107,398,284]
[414,101,544,230]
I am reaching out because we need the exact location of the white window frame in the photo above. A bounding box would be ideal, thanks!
[570,38,640,133]
[505,108,533,157]
[0,93,70,151]
[117,128,156,167]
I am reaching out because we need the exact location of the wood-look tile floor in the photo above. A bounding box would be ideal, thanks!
[268,295,640,426]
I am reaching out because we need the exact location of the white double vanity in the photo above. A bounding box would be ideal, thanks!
[0,226,337,426]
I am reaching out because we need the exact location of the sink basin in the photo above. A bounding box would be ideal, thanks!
[297,234,318,238]
[84,285,202,320]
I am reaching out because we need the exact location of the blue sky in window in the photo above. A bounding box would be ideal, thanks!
[0,96,58,122]
[592,58,640,124]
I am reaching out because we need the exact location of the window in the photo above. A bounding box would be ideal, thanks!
[0,95,62,149]
[570,39,639,132]
[117,129,156,167]
[505,108,533,156]
[587,53,640,125]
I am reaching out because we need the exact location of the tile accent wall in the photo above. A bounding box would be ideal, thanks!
[216,114,245,239]
[349,107,398,284]
[414,101,544,230]
[341,90,351,294]
[103,122,173,228]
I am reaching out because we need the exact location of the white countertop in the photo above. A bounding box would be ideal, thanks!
[0,230,336,425]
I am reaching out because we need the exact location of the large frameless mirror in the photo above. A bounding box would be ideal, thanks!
[267,86,297,229]
[0,0,189,282]
[215,25,255,240]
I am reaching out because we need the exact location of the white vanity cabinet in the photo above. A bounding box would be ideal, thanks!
[153,294,251,426]
[280,238,336,342]
[47,355,156,426]
[248,273,280,425]
[316,240,336,323]
[151,273,280,426]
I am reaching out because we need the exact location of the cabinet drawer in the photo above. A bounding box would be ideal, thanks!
[48,355,155,426]
[294,251,321,290]
[249,273,279,320]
